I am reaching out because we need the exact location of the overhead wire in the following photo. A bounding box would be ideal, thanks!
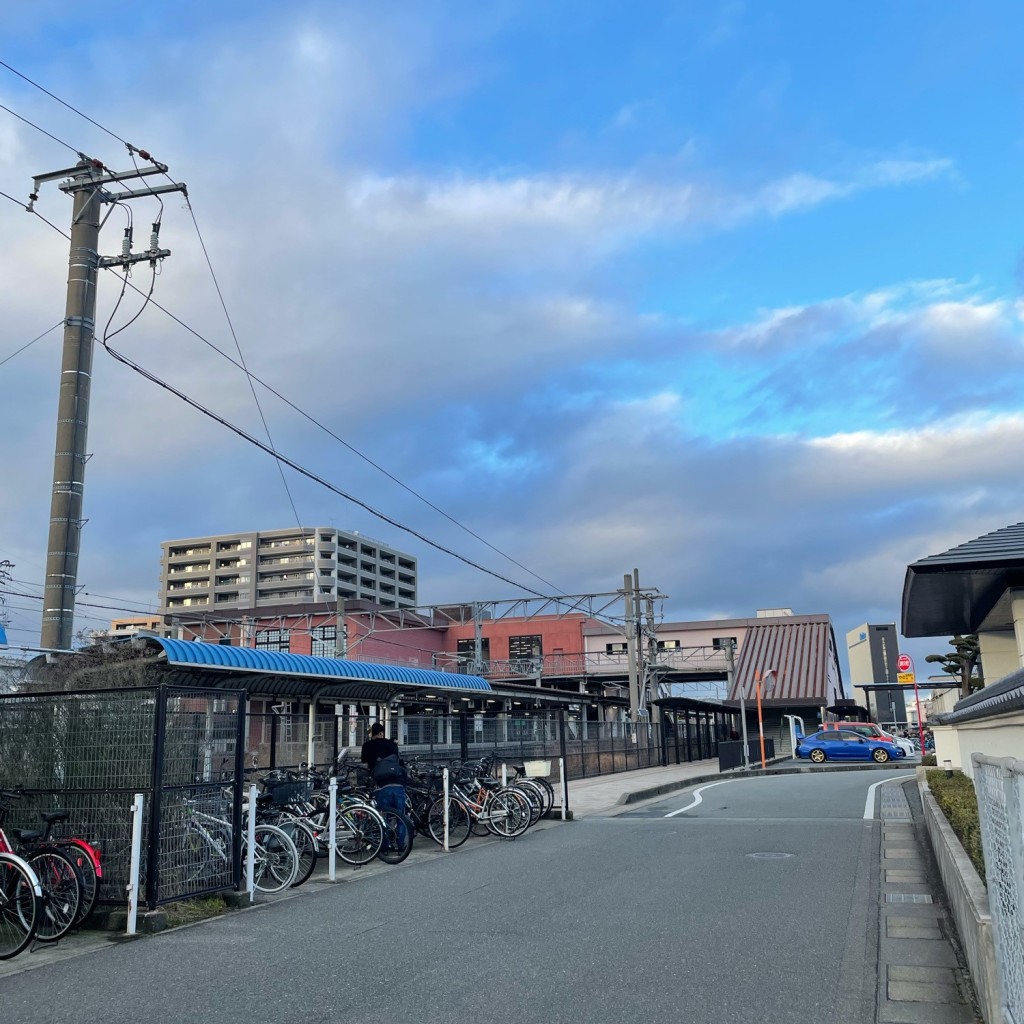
[0,69,569,597]
[97,332,549,597]
[180,191,304,534]
[0,100,82,155]
[0,320,64,369]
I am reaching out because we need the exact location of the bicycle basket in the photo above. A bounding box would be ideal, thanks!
[263,779,313,805]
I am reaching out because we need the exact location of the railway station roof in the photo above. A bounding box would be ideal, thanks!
[141,636,493,702]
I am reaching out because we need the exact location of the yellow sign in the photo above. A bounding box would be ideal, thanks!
[897,671,916,685]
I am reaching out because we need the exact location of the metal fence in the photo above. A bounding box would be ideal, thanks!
[0,685,244,909]
[972,754,1024,1024]
[246,710,724,783]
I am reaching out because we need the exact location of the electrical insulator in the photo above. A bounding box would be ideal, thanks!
[121,227,132,260]
[149,223,160,253]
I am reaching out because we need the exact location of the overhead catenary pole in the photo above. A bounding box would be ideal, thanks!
[623,573,640,723]
[724,638,748,769]
[35,156,185,650]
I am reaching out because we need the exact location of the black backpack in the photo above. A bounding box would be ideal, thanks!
[372,753,404,785]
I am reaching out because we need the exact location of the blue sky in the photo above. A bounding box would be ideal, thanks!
[2,1,1024,685]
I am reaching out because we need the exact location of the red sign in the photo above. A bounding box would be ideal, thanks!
[897,654,912,673]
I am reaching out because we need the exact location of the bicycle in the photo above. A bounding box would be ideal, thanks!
[0,789,83,942]
[0,850,42,960]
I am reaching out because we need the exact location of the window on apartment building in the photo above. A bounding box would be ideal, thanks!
[657,640,681,650]
[605,643,628,655]
[360,545,376,557]
[712,637,738,650]
[255,628,290,652]
[215,592,239,603]
[311,626,336,658]
[509,635,542,660]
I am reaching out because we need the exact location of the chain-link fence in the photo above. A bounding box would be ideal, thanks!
[0,685,244,909]
[972,754,1024,1024]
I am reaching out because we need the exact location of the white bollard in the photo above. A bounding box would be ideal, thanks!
[246,784,257,901]
[126,792,145,935]
[559,757,567,821]
[442,767,450,852]
[328,776,338,882]
[501,763,507,787]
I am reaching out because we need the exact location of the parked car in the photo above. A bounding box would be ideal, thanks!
[819,721,917,758]
[796,729,905,763]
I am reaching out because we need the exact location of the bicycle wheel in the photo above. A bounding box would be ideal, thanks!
[512,781,544,827]
[376,810,414,865]
[336,806,384,866]
[60,841,101,926]
[427,796,471,849]
[0,854,40,960]
[27,848,82,942]
[485,791,531,839]
[278,820,318,887]
[248,825,298,894]
[526,775,555,817]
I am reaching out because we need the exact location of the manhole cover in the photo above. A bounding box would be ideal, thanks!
[746,852,795,860]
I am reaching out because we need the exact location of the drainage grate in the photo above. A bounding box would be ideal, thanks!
[746,852,795,860]
[885,893,933,904]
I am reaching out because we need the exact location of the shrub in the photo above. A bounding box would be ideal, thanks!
[926,769,985,881]
[921,753,937,767]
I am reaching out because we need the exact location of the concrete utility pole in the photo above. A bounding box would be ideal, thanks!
[35,156,185,650]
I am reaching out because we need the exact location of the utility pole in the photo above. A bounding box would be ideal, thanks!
[33,155,185,650]
[723,638,748,769]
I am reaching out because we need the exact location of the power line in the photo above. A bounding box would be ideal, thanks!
[5,164,564,596]
[0,320,64,369]
[0,59,129,148]
[182,194,304,533]
[0,100,82,155]
[97,334,549,597]
[0,80,566,599]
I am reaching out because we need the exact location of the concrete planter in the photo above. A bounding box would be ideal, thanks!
[917,767,1005,1024]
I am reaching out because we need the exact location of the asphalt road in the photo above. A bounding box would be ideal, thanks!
[1,771,897,1024]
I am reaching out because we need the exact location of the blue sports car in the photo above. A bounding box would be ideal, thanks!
[796,729,905,764]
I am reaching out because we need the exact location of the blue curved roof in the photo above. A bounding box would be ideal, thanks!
[148,637,491,693]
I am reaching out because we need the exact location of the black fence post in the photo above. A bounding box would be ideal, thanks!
[146,685,168,910]
[459,712,470,762]
[270,712,278,769]
[332,715,339,767]
[673,713,681,765]
[557,709,568,779]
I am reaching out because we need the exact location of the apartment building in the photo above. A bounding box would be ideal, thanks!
[159,527,418,616]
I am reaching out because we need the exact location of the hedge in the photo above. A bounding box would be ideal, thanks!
[926,768,985,881]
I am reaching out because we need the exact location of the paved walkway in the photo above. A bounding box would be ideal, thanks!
[566,758,721,816]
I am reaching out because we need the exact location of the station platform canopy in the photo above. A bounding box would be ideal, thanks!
[138,636,493,703]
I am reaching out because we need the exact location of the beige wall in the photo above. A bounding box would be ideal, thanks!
[978,629,1019,682]
[935,713,1024,780]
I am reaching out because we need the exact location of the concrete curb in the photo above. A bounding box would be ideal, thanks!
[917,767,1005,1024]
[616,757,915,806]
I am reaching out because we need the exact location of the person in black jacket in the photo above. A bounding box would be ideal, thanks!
[360,722,398,773]
[361,724,408,843]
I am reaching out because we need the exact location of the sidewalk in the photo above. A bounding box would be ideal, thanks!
[566,759,722,817]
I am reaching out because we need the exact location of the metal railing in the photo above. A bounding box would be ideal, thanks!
[972,754,1024,1024]
[434,646,731,679]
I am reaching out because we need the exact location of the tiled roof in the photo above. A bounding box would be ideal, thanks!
[934,668,1024,725]
[730,616,844,705]
[902,522,1024,636]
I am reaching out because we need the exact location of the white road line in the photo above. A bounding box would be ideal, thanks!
[863,774,915,820]
[664,780,735,817]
